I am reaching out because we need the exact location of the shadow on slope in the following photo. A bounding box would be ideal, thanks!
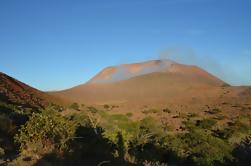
[33,126,135,166]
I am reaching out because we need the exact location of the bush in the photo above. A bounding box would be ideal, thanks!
[206,108,222,115]
[104,104,110,109]
[126,112,133,117]
[196,118,217,129]
[130,117,163,149]
[87,106,98,113]
[187,113,198,118]
[213,120,250,142]
[0,114,13,134]
[214,114,225,120]
[164,129,233,165]
[162,108,171,113]
[69,103,80,111]
[15,108,76,156]
[142,109,159,114]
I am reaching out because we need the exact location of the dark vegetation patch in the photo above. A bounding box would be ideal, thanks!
[69,102,80,111]
[162,108,171,113]
[104,104,110,109]
[142,109,160,114]
[196,118,217,129]
[126,112,133,117]
[1,101,251,165]
[205,107,222,115]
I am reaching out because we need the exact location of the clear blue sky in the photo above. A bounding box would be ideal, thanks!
[0,0,250,91]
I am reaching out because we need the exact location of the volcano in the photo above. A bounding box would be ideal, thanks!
[51,60,234,107]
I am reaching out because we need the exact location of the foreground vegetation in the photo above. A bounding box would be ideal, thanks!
[0,101,251,166]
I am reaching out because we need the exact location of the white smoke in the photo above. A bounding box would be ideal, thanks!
[159,47,231,84]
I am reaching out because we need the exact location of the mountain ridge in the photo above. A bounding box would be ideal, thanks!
[51,59,230,106]
[88,59,225,85]
[0,72,62,108]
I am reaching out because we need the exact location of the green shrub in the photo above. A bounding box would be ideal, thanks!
[226,120,251,144]
[15,108,76,156]
[100,112,137,151]
[0,114,13,134]
[101,113,138,138]
[111,105,119,109]
[126,112,133,117]
[87,106,98,113]
[164,129,233,165]
[214,114,225,120]
[196,118,217,129]
[213,120,250,142]
[131,117,163,148]
[142,109,159,114]
[206,108,222,114]
[143,161,168,166]
[0,101,18,111]
[104,104,110,109]
[69,102,80,110]
[162,108,171,113]
[233,120,251,133]
[187,113,198,118]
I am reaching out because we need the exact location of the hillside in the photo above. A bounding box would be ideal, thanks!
[51,60,227,105]
[1,62,251,166]
[87,60,224,85]
[0,72,61,108]
[50,60,251,120]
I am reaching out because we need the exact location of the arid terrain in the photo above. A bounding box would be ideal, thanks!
[1,60,251,166]
[51,60,251,119]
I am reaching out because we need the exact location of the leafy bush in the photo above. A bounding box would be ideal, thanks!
[3,100,250,166]
[196,118,217,129]
[15,108,76,156]
[69,103,80,111]
[0,101,18,112]
[104,104,110,109]
[213,120,250,143]
[87,106,98,113]
[205,108,222,114]
[232,120,251,134]
[0,114,13,134]
[142,109,159,114]
[164,129,233,165]
[132,117,162,147]
[126,112,133,117]
[162,108,171,113]
[214,114,225,120]
[187,113,198,118]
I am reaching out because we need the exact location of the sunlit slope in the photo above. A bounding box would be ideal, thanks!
[52,60,228,105]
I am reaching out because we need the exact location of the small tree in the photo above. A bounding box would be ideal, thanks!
[15,108,76,157]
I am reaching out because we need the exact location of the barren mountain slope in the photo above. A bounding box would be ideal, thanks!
[51,60,228,105]
[0,72,62,108]
[87,60,224,85]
